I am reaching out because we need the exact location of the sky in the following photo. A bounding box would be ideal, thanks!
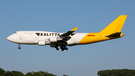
[0,0,135,76]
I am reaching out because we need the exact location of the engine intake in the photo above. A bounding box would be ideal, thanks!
[38,41,46,46]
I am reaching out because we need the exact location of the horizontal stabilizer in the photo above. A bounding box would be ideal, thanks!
[106,32,124,39]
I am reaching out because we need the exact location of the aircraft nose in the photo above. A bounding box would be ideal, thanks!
[7,35,14,42]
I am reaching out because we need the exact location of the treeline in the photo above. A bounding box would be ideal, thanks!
[98,69,135,76]
[0,68,68,76]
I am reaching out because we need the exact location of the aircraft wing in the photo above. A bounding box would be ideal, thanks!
[59,27,78,41]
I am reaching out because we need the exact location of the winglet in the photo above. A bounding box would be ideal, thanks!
[71,27,78,31]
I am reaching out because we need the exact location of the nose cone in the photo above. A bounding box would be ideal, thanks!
[7,35,14,42]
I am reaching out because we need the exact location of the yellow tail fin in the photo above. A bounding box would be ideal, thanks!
[99,15,127,34]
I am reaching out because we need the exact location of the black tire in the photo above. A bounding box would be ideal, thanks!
[62,49,64,51]
[18,47,21,49]
[56,48,59,50]
[65,47,68,50]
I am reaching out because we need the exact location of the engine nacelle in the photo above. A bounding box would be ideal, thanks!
[49,37,57,42]
[38,41,46,46]
[49,37,63,42]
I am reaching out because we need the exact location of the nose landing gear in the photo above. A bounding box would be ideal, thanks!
[18,44,21,49]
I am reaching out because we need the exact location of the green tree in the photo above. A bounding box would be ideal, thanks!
[11,71,24,76]
[0,68,5,75]
[25,72,34,76]
[0,67,68,76]
[98,69,135,76]
[26,71,57,76]
[4,71,13,76]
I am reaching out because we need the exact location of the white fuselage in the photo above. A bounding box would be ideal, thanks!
[7,31,87,46]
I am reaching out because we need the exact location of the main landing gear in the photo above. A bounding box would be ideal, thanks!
[55,46,59,50]
[55,46,68,51]
[18,44,21,49]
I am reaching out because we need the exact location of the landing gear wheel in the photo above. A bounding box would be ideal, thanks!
[61,48,64,51]
[60,46,64,51]
[56,48,59,50]
[55,46,59,50]
[18,44,21,49]
[65,47,68,50]
[18,47,21,49]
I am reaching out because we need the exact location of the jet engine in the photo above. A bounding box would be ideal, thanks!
[38,40,46,46]
[49,37,57,42]
[49,37,62,42]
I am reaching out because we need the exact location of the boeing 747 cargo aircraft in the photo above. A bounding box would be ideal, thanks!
[7,15,127,51]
